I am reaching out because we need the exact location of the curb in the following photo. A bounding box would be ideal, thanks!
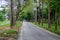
[30,22,60,38]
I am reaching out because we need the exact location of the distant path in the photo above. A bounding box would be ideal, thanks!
[18,22,60,40]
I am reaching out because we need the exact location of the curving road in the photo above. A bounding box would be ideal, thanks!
[18,22,60,40]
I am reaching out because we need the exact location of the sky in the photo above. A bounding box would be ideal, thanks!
[0,0,8,10]
[0,0,8,7]
[0,0,24,10]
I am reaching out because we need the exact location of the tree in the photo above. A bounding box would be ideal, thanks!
[26,12,33,21]
[48,0,51,28]
[38,0,41,24]
[41,0,44,26]
[16,0,21,21]
[49,0,60,30]
[0,13,4,21]
[55,9,58,30]
[0,8,6,21]
[10,0,14,28]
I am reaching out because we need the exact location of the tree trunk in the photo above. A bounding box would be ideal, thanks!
[10,0,14,28]
[41,0,44,26]
[48,0,51,28]
[58,20,60,25]
[16,6,19,21]
[38,0,41,24]
[16,0,20,21]
[55,9,58,30]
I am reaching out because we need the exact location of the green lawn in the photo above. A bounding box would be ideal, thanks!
[0,21,22,40]
[0,29,18,37]
[33,22,60,35]
[0,20,10,27]
[0,20,22,28]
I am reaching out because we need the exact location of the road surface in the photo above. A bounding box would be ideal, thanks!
[18,22,60,40]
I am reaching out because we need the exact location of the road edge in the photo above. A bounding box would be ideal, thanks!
[30,22,60,38]
[18,22,24,40]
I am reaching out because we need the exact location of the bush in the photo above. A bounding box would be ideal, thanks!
[0,13,4,21]
[0,29,18,37]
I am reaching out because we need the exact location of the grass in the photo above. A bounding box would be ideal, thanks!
[0,20,22,39]
[0,21,22,30]
[0,20,10,27]
[33,22,60,35]
[14,21,22,29]
[0,29,18,37]
[0,20,10,30]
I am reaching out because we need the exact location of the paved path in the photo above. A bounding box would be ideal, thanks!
[18,22,60,40]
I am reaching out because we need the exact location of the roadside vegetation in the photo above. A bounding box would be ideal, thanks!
[0,21,22,40]
[0,0,60,40]
[33,22,60,35]
[32,0,60,35]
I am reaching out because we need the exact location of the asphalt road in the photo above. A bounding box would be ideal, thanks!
[18,22,60,40]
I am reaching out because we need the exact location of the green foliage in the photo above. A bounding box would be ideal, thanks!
[20,11,33,21]
[0,21,10,27]
[3,30,18,34]
[0,29,18,37]
[0,8,6,21]
[0,13,4,21]
[15,21,22,28]
[26,12,33,21]
[33,22,60,35]
[43,0,60,21]
[49,0,60,13]
[43,8,48,19]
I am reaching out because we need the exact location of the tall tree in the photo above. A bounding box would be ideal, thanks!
[38,0,41,24]
[49,0,60,30]
[48,0,51,28]
[41,0,44,26]
[55,8,58,30]
[10,0,14,28]
[16,0,21,21]
[34,0,37,22]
